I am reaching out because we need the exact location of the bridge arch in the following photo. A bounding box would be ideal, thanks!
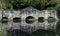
[25,16,35,24]
[13,17,21,23]
[38,17,45,22]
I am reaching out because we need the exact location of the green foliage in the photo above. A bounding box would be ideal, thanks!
[0,31,3,36]
[58,18,60,22]
[0,0,7,10]
[47,7,55,10]
[55,4,60,12]
[7,0,59,10]
[0,0,60,10]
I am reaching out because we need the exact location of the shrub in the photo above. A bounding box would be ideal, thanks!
[56,4,60,12]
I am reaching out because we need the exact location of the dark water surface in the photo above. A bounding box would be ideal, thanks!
[0,21,60,36]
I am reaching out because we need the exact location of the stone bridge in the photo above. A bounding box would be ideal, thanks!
[0,6,58,33]
[0,7,58,21]
[20,7,58,20]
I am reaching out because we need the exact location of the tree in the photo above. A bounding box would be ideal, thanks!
[0,0,60,10]
[0,0,7,10]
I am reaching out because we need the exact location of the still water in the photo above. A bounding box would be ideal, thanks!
[0,21,60,36]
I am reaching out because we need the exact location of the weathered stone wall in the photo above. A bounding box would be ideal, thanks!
[0,9,58,21]
[20,7,58,21]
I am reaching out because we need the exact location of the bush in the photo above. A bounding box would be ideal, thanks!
[47,17,56,22]
[0,32,3,36]
[0,0,59,10]
[56,4,60,12]
[7,0,59,10]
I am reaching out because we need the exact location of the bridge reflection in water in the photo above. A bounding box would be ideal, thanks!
[0,20,59,36]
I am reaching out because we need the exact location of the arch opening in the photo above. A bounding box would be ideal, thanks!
[13,17,21,23]
[2,17,8,23]
[38,17,44,22]
[47,17,56,23]
[25,16,35,24]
